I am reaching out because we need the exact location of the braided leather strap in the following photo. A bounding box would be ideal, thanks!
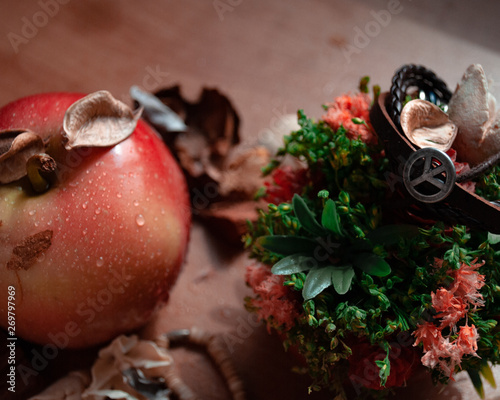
[387,64,452,130]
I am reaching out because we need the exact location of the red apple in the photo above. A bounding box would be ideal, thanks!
[0,92,191,348]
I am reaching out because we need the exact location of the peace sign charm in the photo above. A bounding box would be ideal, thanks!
[403,148,456,203]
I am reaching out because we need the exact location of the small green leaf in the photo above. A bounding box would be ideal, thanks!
[352,253,391,277]
[256,235,318,255]
[375,352,391,387]
[479,361,497,389]
[321,199,343,236]
[292,194,326,237]
[366,224,419,246]
[302,266,335,300]
[444,242,460,269]
[488,232,500,245]
[467,369,485,399]
[331,266,355,295]
[271,254,316,275]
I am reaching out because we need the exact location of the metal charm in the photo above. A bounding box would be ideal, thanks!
[403,148,456,203]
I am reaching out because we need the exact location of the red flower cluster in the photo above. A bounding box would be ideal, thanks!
[263,166,309,205]
[348,342,418,390]
[323,93,376,144]
[245,263,300,332]
[413,259,485,377]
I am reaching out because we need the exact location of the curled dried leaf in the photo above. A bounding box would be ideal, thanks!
[31,335,174,400]
[448,64,500,165]
[63,90,142,150]
[0,129,45,184]
[400,99,457,151]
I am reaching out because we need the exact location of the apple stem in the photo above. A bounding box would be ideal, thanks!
[26,153,57,193]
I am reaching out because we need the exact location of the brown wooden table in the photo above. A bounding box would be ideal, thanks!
[1,1,500,399]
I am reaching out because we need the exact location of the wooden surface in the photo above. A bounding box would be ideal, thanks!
[1,1,500,399]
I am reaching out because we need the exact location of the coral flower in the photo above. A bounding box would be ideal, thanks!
[245,263,300,332]
[448,260,486,308]
[457,324,479,357]
[413,322,442,351]
[431,289,467,328]
[323,93,376,144]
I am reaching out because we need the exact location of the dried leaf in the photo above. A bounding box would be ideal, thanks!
[84,334,172,398]
[196,200,265,246]
[448,64,500,165]
[30,335,174,400]
[141,86,241,190]
[0,129,45,184]
[218,146,271,199]
[137,86,271,245]
[123,368,172,400]
[130,85,187,132]
[400,99,457,151]
[63,91,142,150]
[7,229,53,271]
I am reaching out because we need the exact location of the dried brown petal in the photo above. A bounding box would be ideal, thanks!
[145,86,240,176]
[218,146,270,199]
[0,129,45,184]
[400,99,457,151]
[7,229,53,271]
[63,90,142,150]
[448,64,500,165]
[198,200,264,247]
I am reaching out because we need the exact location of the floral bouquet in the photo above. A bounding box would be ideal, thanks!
[244,65,500,399]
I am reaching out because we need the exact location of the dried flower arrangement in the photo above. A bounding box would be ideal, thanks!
[244,65,500,399]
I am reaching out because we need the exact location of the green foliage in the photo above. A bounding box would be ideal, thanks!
[261,193,403,300]
[245,108,500,397]
[475,165,500,201]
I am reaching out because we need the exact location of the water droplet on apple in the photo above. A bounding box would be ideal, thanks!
[28,210,36,216]
[95,208,101,215]
[96,257,104,267]
[133,200,139,206]
[82,202,88,210]
[116,192,122,198]
[136,214,145,227]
